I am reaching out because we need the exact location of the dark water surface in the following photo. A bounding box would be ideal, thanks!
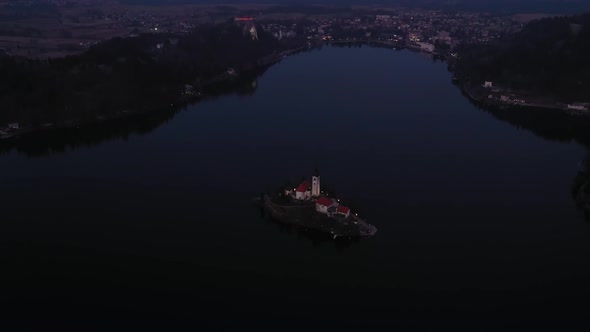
[2,46,590,328]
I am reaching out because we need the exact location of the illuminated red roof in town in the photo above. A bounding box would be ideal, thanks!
[337,206,350,214]
[316,197,333,207]
[234,17,254,21]
[296,180,311,193]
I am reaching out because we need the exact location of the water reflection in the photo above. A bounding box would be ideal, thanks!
[3,47,590,230]
[0,74,262,157]
[464,94,590,222]
[0,110,175,157]
[573,151,590,222]
[257,204,361,250]
[471,99,590,146]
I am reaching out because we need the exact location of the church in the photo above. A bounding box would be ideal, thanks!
[288,173,320,200]
[285,172,351,218]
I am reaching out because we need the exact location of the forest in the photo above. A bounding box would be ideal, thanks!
[452,13,590,102]
[0,20,303,129]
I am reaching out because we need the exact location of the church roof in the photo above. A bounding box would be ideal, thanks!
[316,197,333,207]
[337,206,350,214]
[296,180,311,193]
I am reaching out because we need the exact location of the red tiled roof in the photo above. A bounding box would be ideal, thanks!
[337,206,350,214]
[316,197,333,207]
[296,180,311,193]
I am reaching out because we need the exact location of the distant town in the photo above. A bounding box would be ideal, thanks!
[1,2,588,140]
[0,1,532,59]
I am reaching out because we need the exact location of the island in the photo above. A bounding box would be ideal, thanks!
[257,171,377,239]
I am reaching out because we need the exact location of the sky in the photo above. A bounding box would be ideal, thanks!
[119,0,590,14]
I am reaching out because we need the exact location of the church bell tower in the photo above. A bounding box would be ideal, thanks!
[312,168,320,197]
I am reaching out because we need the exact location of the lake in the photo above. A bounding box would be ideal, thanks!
[2,45,590,328]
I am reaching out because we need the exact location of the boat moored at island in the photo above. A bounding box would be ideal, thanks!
[258,171,377,239]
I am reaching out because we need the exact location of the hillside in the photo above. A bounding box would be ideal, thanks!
[453,13,590,102]
[0,20,303,129]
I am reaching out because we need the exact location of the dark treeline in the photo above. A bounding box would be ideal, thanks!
[0,20,302,128]
[452,13,590,102]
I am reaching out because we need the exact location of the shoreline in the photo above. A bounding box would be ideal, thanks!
[460,83,590,116]
[3,40,588,143]
[0,43,316,142]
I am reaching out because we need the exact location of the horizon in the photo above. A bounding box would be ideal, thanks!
[112,0,590,14]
